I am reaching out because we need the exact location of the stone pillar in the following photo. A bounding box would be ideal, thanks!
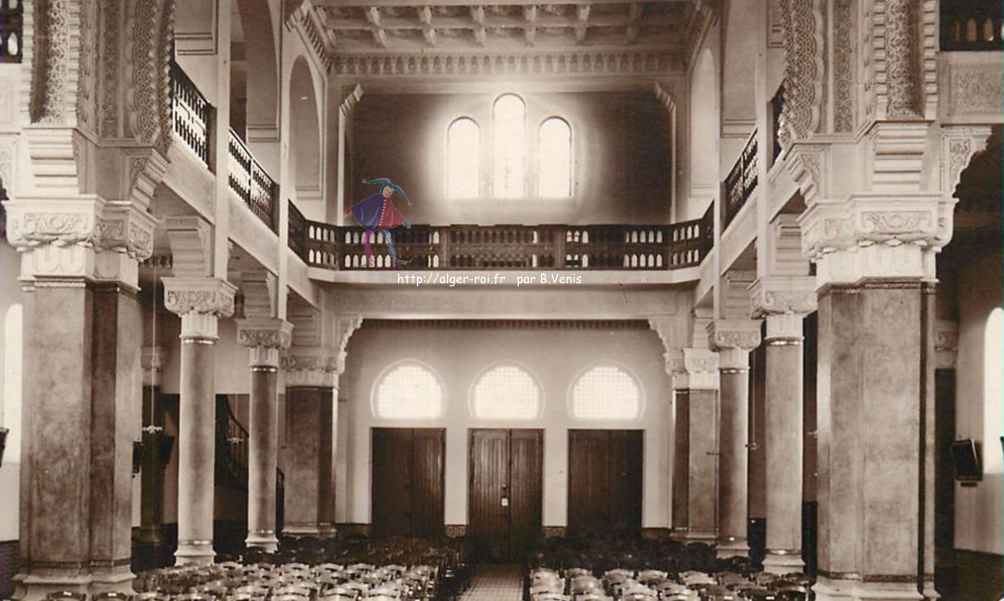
[709,321,762,558]
[670,348,720,542]
[163,278,237,565]
[791,135,956,599]
[282,372,337,537]
[237,318,293,551]
[4,195,157,600]
[138,347,167,546]
[751,276,816,574]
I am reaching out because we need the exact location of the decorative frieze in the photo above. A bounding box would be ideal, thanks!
[750,276,818,317]
[162,277,237,340]
[941,126,992,197]
[779,0,824,146]
[283,351,344,388]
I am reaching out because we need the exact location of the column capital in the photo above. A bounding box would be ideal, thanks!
[3,194,158,288]
[163,277,237,340]
[668,348,720,391]
[750,275,818,317]
[708,319,762,371]
[797,192,952,287]
[283,349,344,389]
[237,318,294,368]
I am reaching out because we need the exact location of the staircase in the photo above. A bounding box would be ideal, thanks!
[215,395,286,545]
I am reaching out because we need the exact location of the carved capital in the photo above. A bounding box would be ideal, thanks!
[237,318,294,350]
[797,192,952,285]
[750,275,818,317]
[163,277,237,339]
[708,320,762,352]
[283,350,344,388]
[97,201,158,261]
[3,195,102,251]
[669,348,720,391]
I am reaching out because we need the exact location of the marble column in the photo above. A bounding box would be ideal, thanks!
[237,319,293,551]
[6,195,156,601]
[670,348,720,542]
[709,321,762,558]
[283,382,336,537]
[138,347,167,546]
[761,312,809,574]
[164,278,237,565]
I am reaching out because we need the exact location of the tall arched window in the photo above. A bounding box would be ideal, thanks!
[572,365,642,420]
[447,117,480,199]
[984,308,1003,473]
[3,304,22,464]
[373,362,444,419]
[538,117,572,198]
[472,365,540,420]
[492,94,526,198]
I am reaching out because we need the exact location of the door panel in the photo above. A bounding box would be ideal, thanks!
[412,429,446,537]
[372,428,445,538]
[568,430,643,536]
[509,430,544,557]
[469,429,510,561]
[372,428,413,537]
[469,429,543,562]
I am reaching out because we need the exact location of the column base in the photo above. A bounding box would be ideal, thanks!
[812,575,924,601]
[683,530,718,543]
[245,530,279,553]
[89,564,136,596]
[282,524,324,537]
[669,527,690,542]
[763,549,805,574]
[175,540,215,566]
[716,537,750,558]
[921,576,939,601]
[14,573,93,601]
[318,522,337,539]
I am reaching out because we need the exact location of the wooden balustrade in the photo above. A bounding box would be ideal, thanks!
[170,61,212,167]
[288,199,307,261]
[0,0,23,63]
[723,129,758,231]
[228,128,278,232]
[941,0,1003,51]
[304,221,713,271]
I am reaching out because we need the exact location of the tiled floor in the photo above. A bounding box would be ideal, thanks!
[460,564,524,601]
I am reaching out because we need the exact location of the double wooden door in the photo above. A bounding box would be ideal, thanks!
[567,429,643,536]
[371,428,445,538]
[468,429,543,562]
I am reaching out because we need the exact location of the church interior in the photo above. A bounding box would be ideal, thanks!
[0,0,1001,600]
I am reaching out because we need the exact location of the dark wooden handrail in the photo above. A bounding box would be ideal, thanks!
[304,221,713,271]
[288,199,308,261]
[723,129,758,232]
[228,128,279,232]
[170,61,213,167]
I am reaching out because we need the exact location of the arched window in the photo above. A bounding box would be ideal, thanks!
[492,94,526,198]
[984,308,1003,473]
[538,117,572,198]
[571,365,642,420]
[447,117,480,199]
[3,304,22,464]
[373,362,444,419]
[472,365,540,420]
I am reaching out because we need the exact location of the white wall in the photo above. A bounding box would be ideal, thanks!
[0,244,23,542]
[336,323,673,531]
[953,251,1003,555]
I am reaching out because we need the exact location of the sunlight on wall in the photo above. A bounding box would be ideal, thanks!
[373,362,444,419]
[3,304,22,464]
[472,365,540,420]
[539,117,572,198]
[984,307,1003,473]
[446,117,480,199]
[492,94,526,198]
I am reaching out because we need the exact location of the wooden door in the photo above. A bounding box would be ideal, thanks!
[372,428,444,537]
[509,429,544,557]
[568,429,643,536]
[469,429,543,562]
